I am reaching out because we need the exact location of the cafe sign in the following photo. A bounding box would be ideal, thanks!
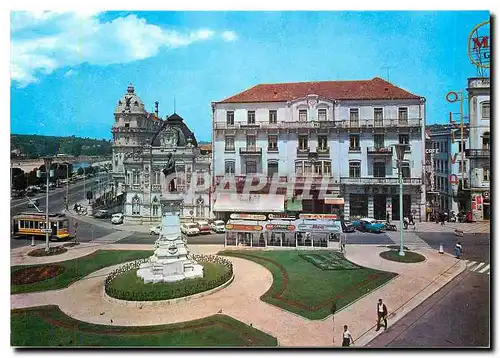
[299,214,338,220]
[225,224,263,231]
[268,213,296,220]
[468,20,490,69]
[230,213,267,221]
[265,224,295,231]
[297,224,341,232]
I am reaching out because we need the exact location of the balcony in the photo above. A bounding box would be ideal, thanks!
[267,146,279,153]
[465,149,490,158]
[297,147,310,156]
[349,147,361,153]
[340,177,422,185]
[239,146,262,156]
[367,146,393,156]
[317,147,330,156]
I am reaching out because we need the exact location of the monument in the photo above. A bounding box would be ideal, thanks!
[137,156,203,283]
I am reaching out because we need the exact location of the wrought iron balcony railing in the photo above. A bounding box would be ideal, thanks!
[340,177,422,185]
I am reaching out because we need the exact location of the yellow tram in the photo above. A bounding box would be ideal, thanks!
[12,212,70,240]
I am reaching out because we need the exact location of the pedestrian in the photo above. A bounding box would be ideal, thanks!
[408,212,414,226]
[386,211,391,224]
[403,216,409,230]
[454,242,463,259]
[342,325,354,347]
[440,211,445,225]
[376,298,388,331]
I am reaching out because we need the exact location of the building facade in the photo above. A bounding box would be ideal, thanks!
[111,85,211,224]
[465,77,490,220]
[427,124,470,214]
[212,77,426,221]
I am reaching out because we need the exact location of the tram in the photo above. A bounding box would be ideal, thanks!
[12,212,70,240]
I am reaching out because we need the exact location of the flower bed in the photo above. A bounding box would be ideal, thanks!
[12,265,66,285]
[300,252,360,270]
[105,255,233,301]
[27,246,68,257]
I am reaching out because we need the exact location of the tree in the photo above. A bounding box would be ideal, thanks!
[77,167,84,176]
[11,169,27,191]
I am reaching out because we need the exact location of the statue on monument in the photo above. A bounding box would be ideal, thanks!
[162,153,176,192]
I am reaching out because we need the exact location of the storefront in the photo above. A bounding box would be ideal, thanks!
[294,217,342,249]
[265,220,296,247]
[324,196,345,218]
[224,220,266,247]
[213,193,285,221]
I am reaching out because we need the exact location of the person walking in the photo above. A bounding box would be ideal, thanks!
[386,211,391,224]
[376,299,388,331]
[454,242,463,259]
[342,325,354,347]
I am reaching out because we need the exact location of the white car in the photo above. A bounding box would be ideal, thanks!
[210,220,226,233]
[150,225,161,235]
[111,213,124,225]
[181,223,200,236]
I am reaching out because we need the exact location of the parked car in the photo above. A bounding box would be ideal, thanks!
[150,225,161,235]
[351,218,385,233]
[94,209,110,219]
[111,213,124,225]
[181,223,200,236]
[26,189,35,196]
[196,221,211,234]
[48,183,56,190]
[210,220,226,233]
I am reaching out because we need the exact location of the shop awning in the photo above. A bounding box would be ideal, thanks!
[324,197,345,205]
[213,193,285,213]
[286,198,303,211]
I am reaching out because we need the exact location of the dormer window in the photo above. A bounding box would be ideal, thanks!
[134,101,139,106]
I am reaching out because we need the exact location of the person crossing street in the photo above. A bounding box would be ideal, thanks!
[376,298,388,331]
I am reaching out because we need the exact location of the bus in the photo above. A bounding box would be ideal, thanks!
[12,212,70,240]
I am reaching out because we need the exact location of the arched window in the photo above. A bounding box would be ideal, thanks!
[401,162,411,178]
[225,161,235,175]
[132,195,140,215]
[349,161,361,178]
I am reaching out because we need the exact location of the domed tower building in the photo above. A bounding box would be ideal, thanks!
[111,85,211,224]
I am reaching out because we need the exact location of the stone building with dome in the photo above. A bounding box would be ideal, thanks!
[111,84,211,224]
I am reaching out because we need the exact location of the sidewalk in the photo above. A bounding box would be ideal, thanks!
[392,220,490,234]
[11,244,465,347]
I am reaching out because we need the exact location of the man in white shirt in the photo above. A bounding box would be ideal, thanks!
[342,325,354,347]
[376,298,388,331]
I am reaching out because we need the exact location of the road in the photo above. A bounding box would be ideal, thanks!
[368,233,490,348]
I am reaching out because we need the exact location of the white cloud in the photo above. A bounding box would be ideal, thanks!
[10,11,236,87]
[221,30,238,42]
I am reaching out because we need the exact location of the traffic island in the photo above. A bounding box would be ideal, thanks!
[220,250,397,320]
[379,250,426,263]
[105,255,234,303]
[27,246,68,257]
[11,305,278,347]
[11,250,152,294]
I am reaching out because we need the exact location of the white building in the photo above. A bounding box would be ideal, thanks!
[465,77,490,220]
[111,84,211,224]
[211,77,426,221]
[428,124,470,214]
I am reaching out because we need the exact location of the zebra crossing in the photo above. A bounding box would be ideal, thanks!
[464,260,490,275]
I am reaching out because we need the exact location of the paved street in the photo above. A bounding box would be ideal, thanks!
[367,232,490,347]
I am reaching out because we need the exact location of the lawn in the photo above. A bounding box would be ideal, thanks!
[11,305,278,347]
[11,250,152,294]
[107,261,232,301]
[220,250,397,320]
[379,250,426,263]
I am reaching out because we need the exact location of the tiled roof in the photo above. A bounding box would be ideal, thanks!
[217,77,421,103]
[199,143,212,151]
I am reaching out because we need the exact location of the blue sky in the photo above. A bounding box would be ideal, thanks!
[10,11,489,141]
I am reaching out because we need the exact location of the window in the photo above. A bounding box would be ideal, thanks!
[323,161,331,176]
[268,135,278,151]
[152,205,159,216]
[247,111,255,124]
[318,136,328,150]
[268,162,279,177]
[246,135,256,150]
[295,161,312,175]
[125,136,129,143]
[196,173,205,186]
[132,196,140,215]
[314,162,322,175]
[399,134,409,145]
[373,162,386,177]
[298,135,308,150]
[374,108,383,123]
[295,161,304,175]
[269,110,277,124]
[196,198,204,218]
[318,108,327,121]
[483,167,490,181]
[224,161,235,174]
[349,109,359,124]
[481,101,490,119]
[349,135,360,150]
[225,136,235,151]
[459,161,466,173]
[152,171,160,185]
[226,111,234,126]
[349,162,361,178]
[374,134,385,149]
[124,123,130,128]
[401,163,410,178]
[299,109,307,122]
[398,108,408,122]
[246,161,257,175]
[132,170,140,185]
[482,136,490,150]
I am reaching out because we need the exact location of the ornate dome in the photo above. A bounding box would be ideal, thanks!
[115,84,146,114]
[152,113,198,148]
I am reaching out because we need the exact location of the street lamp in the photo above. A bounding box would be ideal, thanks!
[394,144,409,256]
[42,157,53,253]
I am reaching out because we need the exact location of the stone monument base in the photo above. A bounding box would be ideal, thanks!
[137,258,203,284]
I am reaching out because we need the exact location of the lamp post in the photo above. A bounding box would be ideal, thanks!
[394,144,409,256]
[43,157,53,253]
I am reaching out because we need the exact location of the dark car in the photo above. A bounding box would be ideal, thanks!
[341,220,356,233]
[94,210,111,219]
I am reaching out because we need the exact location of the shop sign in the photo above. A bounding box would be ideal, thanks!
[225,224,263,231]
[265,224,295,231]
[268,213,296,220]
[297,224,341,232]
[230,213,267,221]
[299,213,338,220]
[468,20,490,69]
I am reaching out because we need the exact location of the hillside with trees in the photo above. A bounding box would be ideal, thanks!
[11,134,112,159]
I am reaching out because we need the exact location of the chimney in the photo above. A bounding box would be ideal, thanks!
[154,101,159,117]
